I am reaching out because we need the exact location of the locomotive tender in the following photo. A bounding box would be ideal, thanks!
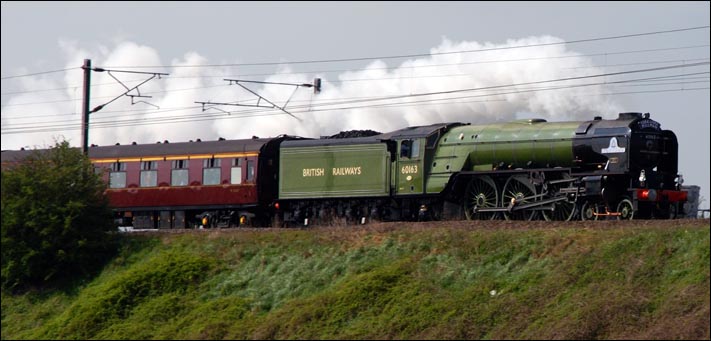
[1,112,687,228]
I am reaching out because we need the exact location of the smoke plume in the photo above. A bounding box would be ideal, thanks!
[1,36,621,149]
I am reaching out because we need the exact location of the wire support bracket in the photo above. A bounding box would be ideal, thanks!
[195,78,321,121]
[88,67,169,113]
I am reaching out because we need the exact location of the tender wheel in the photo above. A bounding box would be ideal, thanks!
[502,175,537,221]
[617,198,634,220]
[580,201,599,221]
[464,176,500,220]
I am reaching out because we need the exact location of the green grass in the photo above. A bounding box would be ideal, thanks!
[2,224,709,339]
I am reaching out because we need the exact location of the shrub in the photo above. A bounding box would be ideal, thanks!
[1,141,116,291]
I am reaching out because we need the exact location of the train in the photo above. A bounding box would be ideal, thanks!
[1,112,688,228]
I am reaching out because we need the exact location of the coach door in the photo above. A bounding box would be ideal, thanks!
[396,139,424,195]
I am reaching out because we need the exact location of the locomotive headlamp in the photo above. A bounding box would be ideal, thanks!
[675,174,684,185]
[675,174,684,190]
[638,170,646,183]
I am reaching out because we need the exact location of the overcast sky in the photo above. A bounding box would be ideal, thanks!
[1,1,709,208]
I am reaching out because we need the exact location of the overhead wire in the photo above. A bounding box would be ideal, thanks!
[0,67,81,80]
[3,65,708,125]
[6,26,701,81]
[2,25,709,137]
[3,67,708,134]
[4,85,708,136]
[3,44,708,96]
[2,52,709,109]
[99,26,710,68]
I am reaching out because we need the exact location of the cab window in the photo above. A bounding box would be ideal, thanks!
[426,133,439,148]
[400,139,420,159]
[400,140,411,158]
[411,140,420,158]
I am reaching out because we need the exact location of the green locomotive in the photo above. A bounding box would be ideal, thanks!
[276,112,687,224]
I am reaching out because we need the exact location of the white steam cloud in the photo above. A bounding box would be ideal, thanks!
[1,36,621,150]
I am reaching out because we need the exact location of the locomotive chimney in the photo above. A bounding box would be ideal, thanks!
[618,112,643,120]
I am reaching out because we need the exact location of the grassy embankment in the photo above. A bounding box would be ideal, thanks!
[2,221,709,339]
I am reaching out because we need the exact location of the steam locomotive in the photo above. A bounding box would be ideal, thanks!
[1,112,687,228]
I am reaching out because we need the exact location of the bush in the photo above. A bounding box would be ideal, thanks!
[1,141,116,291]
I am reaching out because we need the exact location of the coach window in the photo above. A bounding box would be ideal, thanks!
[171,160,189,186]
[203,158,221,185]
[246,159,255,182]
[109,162,126,188]
[231,158,242,184]
[140,161,158,187]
